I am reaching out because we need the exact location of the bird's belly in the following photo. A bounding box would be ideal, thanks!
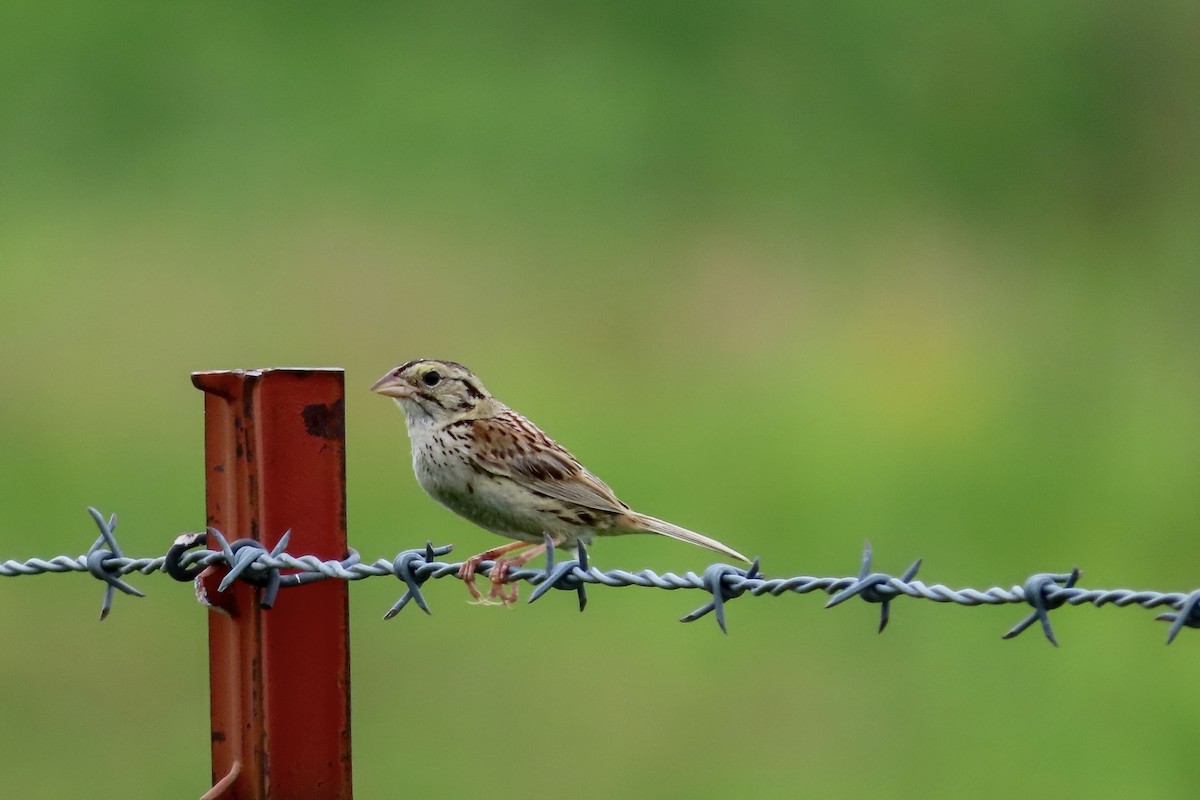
[414,452,566,544]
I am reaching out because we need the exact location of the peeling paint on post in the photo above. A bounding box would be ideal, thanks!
[192,368,352,799]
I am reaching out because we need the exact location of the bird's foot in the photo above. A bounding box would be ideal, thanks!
[458,540,530,605]
[486,559,522,605]
[458,537,564,607]
[457,555,490,603]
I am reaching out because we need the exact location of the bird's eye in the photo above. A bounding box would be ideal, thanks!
[422,370,441,387]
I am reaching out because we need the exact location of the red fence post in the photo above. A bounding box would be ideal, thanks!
[192,368,352,800]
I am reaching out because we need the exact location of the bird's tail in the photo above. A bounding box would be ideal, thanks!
[630,513,750,564]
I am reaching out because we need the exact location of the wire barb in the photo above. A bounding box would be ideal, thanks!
[1155,589,1200,645]
[384,542,454,619]
[679,558,762,633]
[527,535,589,611]
[1002,568,1081,646]
[84,507,146,620]
[825,540,922,633]
[206,529,291,609]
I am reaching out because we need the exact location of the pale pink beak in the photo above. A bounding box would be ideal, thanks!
[370,372,414,399]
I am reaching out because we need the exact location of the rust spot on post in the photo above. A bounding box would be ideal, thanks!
[301,399,346,440]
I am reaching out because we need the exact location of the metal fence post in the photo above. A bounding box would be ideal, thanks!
[192,368,352,799]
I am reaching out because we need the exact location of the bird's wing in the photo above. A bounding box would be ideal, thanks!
[464,414,630,514]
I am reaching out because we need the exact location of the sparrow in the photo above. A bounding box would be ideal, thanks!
[372,359,749,603]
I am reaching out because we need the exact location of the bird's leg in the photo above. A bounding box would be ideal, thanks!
[458,540,531,604]
[488,534,566,605]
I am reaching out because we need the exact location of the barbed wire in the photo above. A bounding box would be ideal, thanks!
[2,507,1198,644]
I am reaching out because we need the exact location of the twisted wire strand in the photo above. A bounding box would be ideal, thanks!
[3,550,1174,608]
[1,507,1197,642]
[0,544,1192,615]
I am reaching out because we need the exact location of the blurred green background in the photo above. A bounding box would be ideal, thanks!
[1,1,1198,797]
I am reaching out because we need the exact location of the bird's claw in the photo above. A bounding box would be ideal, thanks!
[487,559,520,606]
[458,554,520,606]
[458,555,486,602]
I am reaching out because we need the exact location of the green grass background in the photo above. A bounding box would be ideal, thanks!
[1,2,1198,797]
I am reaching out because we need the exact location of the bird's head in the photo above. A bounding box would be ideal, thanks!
[371,359,495,424]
